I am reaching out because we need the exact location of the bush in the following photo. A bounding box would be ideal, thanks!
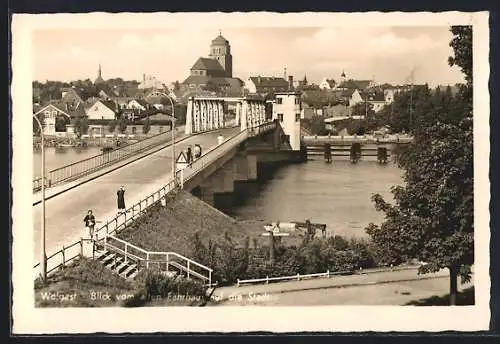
[108,120,117,133]
[191,232,379,285]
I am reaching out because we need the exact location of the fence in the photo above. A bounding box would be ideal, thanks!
[33,121,274,282]
[302,134,413,145]
[235,266,420,287]
[33,127,181,192]
[33,238,94,280]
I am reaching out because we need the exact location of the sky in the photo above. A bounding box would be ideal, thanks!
[32,26,465,87]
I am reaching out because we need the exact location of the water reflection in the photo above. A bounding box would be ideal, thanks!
[226,158,404,239]
[33,146,104,176]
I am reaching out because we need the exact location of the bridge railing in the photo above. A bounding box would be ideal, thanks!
[302,134,413,145]
[178,129,249,184]
[248,120,277,137]
[33,126,181,192]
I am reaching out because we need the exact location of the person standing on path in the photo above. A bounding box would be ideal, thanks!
[117,186,126,214]
[83,209,96,239]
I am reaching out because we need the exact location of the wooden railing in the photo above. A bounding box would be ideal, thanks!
[235,266,421,287]
[302,134,413,145]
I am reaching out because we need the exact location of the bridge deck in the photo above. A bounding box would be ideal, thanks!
[32,127,240,262]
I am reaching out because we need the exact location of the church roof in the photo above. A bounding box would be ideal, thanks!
[190,57,224,72]
[249,76,289,88]
[338,79,372,90]
[212,34,229,45]
[182,75,211,85]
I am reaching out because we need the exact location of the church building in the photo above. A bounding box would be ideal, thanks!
[182,33,243,98]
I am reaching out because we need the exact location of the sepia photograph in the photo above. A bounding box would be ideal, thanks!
[11,11,490,333]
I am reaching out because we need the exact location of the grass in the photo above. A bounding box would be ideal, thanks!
[34,257,204,307]
[405,286,475,306]
[34,257,136,307]
[116,191,263,256]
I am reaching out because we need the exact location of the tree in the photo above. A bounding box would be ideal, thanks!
[365,26,473,305]
[55,115,69,132]
[448,26,472,85]
[351,101,375,119]
[143,117,151,134]
[310,115,328,135]
[73,116,89,138]
[118,117,128,133]
[108,120,117,133]
[173,80,181,91]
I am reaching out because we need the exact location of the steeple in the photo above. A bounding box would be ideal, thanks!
[302,74,308,86]
[94,63,104,84]
[209,32,232,77]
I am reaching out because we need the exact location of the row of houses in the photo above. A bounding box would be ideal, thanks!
[34,87,175,136]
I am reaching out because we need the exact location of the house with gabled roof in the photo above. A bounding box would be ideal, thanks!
[128,98,151,111]
[319,78,337,90]
[245,76,289,95]
[85,99,117,120]
[337,79,374,91]
[349,89,386,113]
[34,102,85,136]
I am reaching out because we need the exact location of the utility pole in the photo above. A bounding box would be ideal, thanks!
[407,67,416,132]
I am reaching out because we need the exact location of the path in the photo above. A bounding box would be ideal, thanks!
[211,267,474,306]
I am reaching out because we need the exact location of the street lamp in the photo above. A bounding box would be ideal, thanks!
[33,114,46,282]
[164,95,176,182]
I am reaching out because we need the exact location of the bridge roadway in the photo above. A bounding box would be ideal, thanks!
[32,127,240,262]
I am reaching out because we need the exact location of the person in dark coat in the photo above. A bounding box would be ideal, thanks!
[83,209,96,239]
[186,146,193,164]
[117,186,126,214]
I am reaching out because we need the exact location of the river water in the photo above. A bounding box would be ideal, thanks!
[226,156,404,239]
[33,147,104,176]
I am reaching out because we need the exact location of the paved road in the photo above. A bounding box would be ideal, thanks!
[33,127,240,262]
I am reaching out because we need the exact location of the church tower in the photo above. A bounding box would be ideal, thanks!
[209,31,233,77]
[95,63,105,84]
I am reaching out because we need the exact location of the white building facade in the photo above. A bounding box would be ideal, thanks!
[272,92,302,151]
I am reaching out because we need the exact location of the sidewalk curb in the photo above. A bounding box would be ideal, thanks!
[32,130,204,206]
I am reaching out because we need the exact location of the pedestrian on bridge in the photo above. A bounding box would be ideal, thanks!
[186,146,193,164]
[117,186,126,214]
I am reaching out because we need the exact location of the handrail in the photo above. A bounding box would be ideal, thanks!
[106,235,149,255]
[164,251,213,272]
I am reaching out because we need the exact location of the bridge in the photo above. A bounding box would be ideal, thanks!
[33,95,302,281]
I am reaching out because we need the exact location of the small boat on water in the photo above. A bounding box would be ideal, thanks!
[265,221,327,234]
[57,143,74,148]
